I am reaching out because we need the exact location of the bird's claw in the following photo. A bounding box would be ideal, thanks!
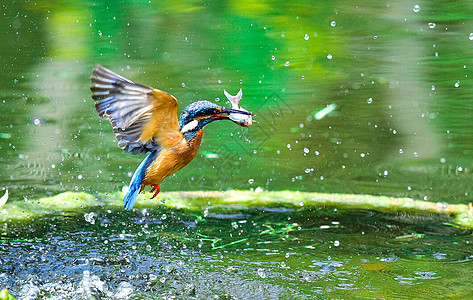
[150,184,161,199]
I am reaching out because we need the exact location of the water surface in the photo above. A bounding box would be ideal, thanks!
[1,204,472,299]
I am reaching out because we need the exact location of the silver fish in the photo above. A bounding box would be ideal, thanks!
[223,89,253,127]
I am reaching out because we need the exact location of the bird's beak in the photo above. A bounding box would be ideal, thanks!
[209,106,253,120]
[220,107,254,116]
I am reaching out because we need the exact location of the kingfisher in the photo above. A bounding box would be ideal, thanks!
[90,65,253,210]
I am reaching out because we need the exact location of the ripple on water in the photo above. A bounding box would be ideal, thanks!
[0,207,472,299]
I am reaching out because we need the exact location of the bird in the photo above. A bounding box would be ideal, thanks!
[90,65,253,210]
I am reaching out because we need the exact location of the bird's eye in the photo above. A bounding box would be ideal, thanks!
[208,107,221,114]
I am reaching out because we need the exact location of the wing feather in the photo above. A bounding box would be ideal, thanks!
[90,65,183,155]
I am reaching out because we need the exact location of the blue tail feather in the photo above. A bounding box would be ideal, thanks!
[123,150,159,210]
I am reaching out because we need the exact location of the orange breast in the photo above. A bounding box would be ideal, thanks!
[143,130,204,186]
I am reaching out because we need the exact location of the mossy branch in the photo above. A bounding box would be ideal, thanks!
[1,190,472,229]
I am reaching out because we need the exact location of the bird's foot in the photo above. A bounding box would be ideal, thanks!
[150,184,161,199]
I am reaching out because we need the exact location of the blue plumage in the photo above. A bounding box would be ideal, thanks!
[123,149,159,210]
[179,101,222,142]
[178,101,220,129]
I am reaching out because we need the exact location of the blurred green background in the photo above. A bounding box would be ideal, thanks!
[1,0,473,204]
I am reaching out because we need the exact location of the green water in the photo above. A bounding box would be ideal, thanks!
[1,198,472,299]
[1,0,473,299]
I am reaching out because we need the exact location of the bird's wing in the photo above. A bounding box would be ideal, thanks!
[90,65,183,155]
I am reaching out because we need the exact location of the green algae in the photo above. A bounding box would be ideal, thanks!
[2,190,472,229]
[0,290,16,300]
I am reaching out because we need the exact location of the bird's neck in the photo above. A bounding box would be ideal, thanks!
[181,129,204,162]
[183,129,205,143]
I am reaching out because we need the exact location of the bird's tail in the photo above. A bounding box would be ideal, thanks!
[123,149,159,210]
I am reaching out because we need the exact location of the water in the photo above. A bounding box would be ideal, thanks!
[1,0,473,298]
[1,205,472,299]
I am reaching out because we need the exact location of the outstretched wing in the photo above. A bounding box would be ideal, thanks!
[90,65,183,155]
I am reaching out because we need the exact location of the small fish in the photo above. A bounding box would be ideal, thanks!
[224,89,253,127]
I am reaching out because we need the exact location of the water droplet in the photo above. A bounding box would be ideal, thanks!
[428,22,436,29]
[469,33,473,40]
[19,282,40,299]
[284,61,290,67]
[303,148,309,154]
[304,34,309,40]
[367,97,373,104]
[334,240,340,247]
[431,85,435,90]
[248,179,254,184]
[454,81,460,88]
[257,268,267,278]
[327,54,333,59]
[115,282,133,298]
[413,4,420,13]
[330,21,336,27]
[271,55,275,60]
[181,82,186,87]
[84,212,96,224]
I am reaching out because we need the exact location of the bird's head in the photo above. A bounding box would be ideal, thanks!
[179,100,252,140]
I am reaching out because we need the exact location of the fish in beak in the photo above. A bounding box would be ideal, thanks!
[223,89,254,127]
